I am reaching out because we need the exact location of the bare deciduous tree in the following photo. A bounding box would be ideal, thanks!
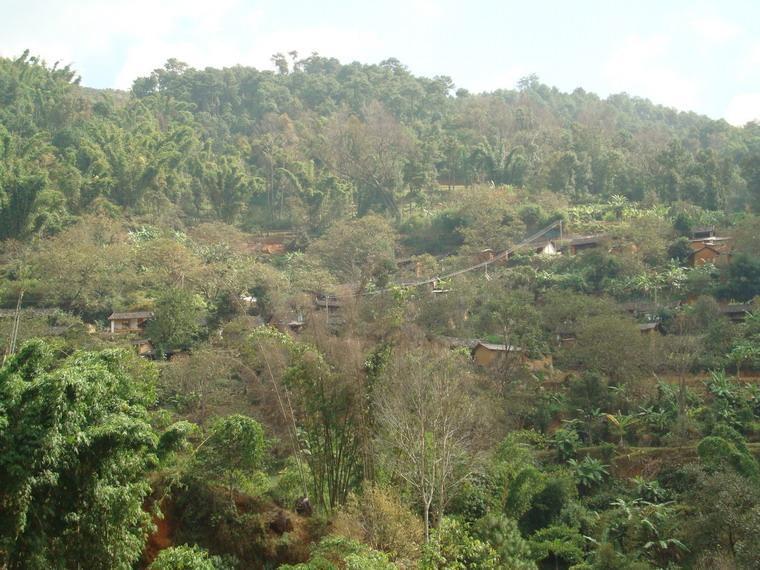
[378,348,475,541]
[324,101,412,217]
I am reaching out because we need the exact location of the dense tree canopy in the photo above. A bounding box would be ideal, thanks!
[0,51,758,243]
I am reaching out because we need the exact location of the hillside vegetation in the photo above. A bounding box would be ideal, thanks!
[1,52,760,569]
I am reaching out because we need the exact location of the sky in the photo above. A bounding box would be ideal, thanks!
[1,0,759,125]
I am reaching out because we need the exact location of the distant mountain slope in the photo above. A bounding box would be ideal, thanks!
[1,51,758,241]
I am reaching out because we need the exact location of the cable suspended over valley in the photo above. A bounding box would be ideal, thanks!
[354,219,564,297]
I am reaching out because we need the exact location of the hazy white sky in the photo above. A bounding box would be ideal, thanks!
[1,0,758,125]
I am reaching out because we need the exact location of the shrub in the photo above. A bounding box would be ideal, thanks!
[281,535,396,570]
[420,517,501,570]
[552,428,581,461]
[529,524,585,568]
[332,484,424,564]
[149,545,234,570]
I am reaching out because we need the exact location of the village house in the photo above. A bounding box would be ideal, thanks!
[561,235,606,255]
[431,335,479,351]
[532,240,558,255]
[313,292,347,322]
[609,240,640,256]
[313,293,341,311]
[268,311,305,333]
[239,293,257,309]
[555,326,577,347]
[108,311,153,334]
[688,226,733,268]
[689,244,732,268]
[689,244,720,267]
[689,237,733,250]
[720,303,754,323]
[478,248,495,263]
[637,322,662,335]
[472,341,520,366]
[691,226,716,240]
[623,301,681,320]
[431,279,452,294]
[471,341,553,371]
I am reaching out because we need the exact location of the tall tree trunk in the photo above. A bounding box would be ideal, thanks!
[423,501,430,543]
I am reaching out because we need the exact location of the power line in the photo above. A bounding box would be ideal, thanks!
[357,220,563,297]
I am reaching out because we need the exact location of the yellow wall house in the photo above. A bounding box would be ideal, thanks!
[471,341,553,371]
[108,311,154,334]
[689,245,731,267]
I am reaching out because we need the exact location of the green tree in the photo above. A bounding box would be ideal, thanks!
[307,214,396,287]
[196,414,267,504]
[551,428,581,461]
[728,340,760,379]
[147,287,207,354]
[605,498,686,567]
[474,514,537,569]
[697,435,760,480]
[27,217,130,315]
[251,329,364,513]
[666,237,694,264]
[204,154,258,223]
[471,286,547,387]
[506,466,548,521]
[0,136,48,240]
[0,341,160,569]
[683,467,760,564]
[570,316,649,384]
[529,524,585,569]
[718,253,760,301]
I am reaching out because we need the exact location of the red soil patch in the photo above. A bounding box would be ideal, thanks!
[142,500,176,567]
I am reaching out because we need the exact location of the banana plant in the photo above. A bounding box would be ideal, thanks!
[568,455,608,492]
[605,411,639,446]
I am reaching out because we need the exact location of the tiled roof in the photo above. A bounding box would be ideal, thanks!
[720,304,753,314]
[566,235,606,246]
[108,311,154,320]
[472,341,522,352]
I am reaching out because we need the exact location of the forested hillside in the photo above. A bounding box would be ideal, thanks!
[1,50,759,240]
[2,51,760,569]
